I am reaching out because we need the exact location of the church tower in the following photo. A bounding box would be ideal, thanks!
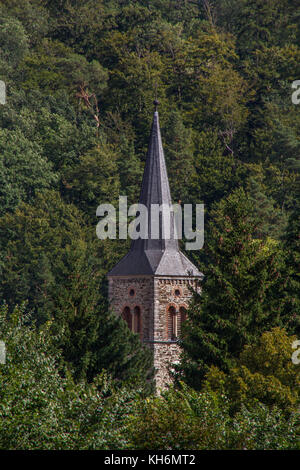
[107,103,203,390]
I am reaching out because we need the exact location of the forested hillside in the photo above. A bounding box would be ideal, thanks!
[0,0,299,450]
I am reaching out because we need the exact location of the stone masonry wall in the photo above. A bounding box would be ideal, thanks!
[108,276,154,341]
[153,277,198,390]
[108,276,200,391]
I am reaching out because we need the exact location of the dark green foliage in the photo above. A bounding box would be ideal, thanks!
[62,143,121,220]
[0,303,143,450]
[0,0,299,449]
[89,306,154,390]
[0,127,57,215]
[0,191,87,318]
[281,194,300,335]
[0,304,297,450]
[163,109,196,203]
[178,189,286,389]
[204,327,300,415]
[192,129,246,207]
[54,265,154,388]
[0,191,153,387]
[127,383,298,450]
[215,0,300,56]
[246,167,288,239]
[0,13,28,67]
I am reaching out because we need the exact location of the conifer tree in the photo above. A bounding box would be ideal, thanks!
[281,193,300,335]
[178,188,285,390]
[0,191,153,389]
[246,169,287,240]
[163,110,196,203]
[51,243,154,389]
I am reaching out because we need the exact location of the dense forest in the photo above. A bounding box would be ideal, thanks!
[0,0,299,450]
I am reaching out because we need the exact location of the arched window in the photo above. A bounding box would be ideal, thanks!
[122,306,132,330]
[134,306,141,334]
[167,306,177,341]
[178,306,187,337]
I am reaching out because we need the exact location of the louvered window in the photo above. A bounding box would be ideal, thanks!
[168,306,177,340]
[122,306,132,330]
[134,306,141,334]
[178,306,187,337]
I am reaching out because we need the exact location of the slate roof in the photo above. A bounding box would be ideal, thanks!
[108,108,203,278]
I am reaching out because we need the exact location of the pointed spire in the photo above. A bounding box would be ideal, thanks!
[108,106,202,277]
[133,106,178,253]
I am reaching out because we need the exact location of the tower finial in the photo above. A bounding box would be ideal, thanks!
[153,82,159,111]
[153,99,160,111]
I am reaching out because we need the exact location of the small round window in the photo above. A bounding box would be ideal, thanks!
[174,289,181,297]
